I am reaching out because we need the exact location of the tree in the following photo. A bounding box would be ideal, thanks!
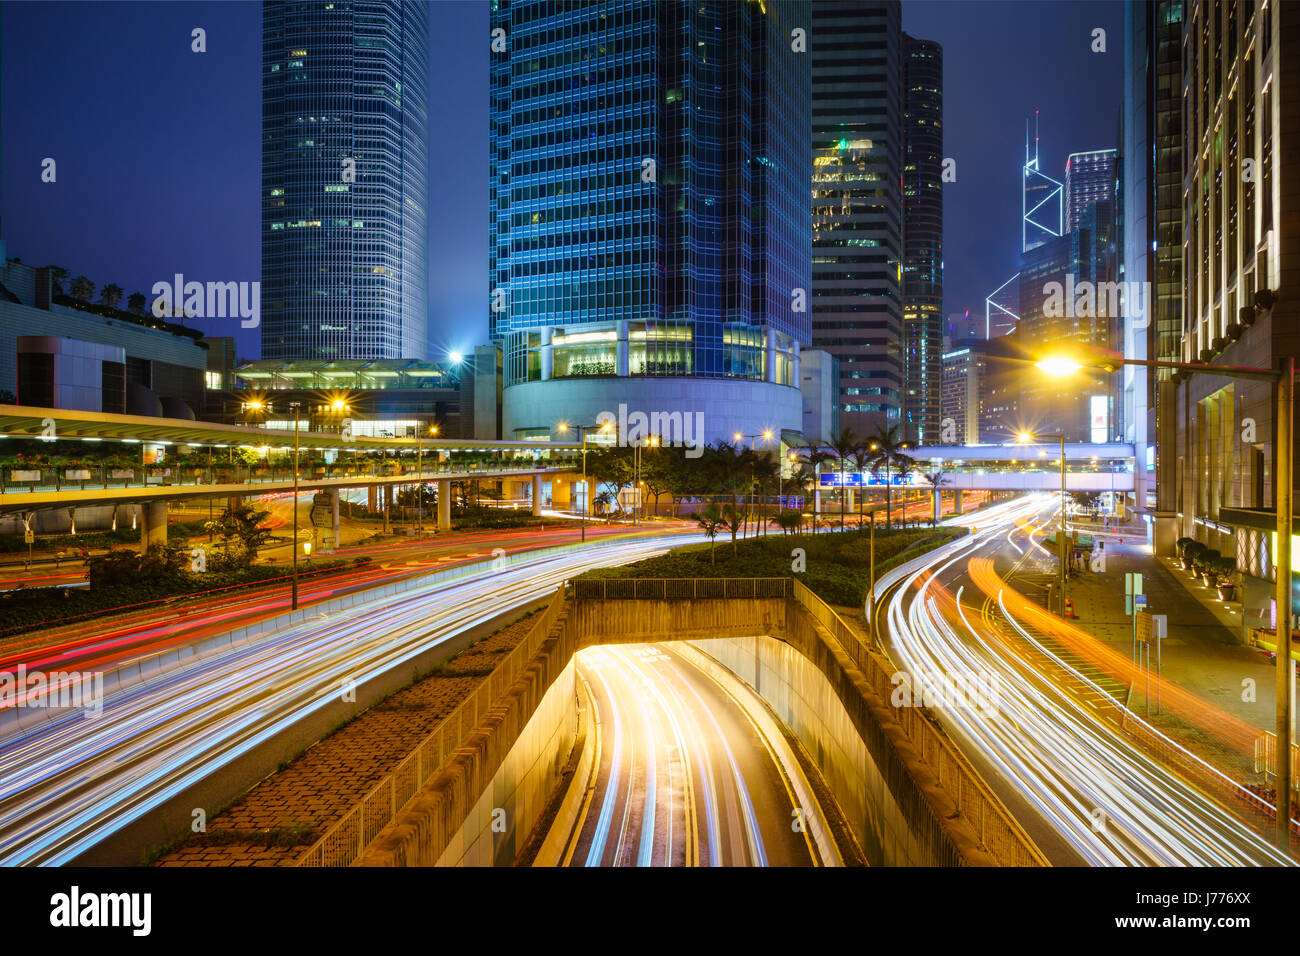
[127,291,148,315]
[204,503,275,565]
[587,446,633,517]
[828,428,861,530]
[47,266,70,296]
[69,275,95,301]
[717,503,743,556]
[867,425,914,529]
[772,509,803,535]
[99,283,124,310]
[922,468,950,527]
[696,502,725,564]
[797,446,836,533]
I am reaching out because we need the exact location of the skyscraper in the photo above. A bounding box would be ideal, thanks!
[1064,148,1118,233]
[261,1,430,361]
[901,33,944,444]
[811,0,904,438]
[489,0,812,445]
[1121,0,1184,549]
[1173,0,1299,616]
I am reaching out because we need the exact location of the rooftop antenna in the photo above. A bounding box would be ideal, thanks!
[1035,108,1041,167]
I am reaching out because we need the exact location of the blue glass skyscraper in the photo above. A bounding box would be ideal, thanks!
[262,1,429,361]
[490,0,812,445]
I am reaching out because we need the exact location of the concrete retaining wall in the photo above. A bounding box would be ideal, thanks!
[688,635,924,866]
[435,658,577,866]
[360,594,999,867]
[358,606,578,866]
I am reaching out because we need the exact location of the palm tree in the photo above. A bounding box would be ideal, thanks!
[99,283,124,310]
[922,467,949,527]
[867,425,913,529]
[798,446,836,533]
[69,275,95,301]
[696,502,724,564]
[718,503,743,556]
[850,442,876,528]
[47,266,70,296]
[828,428,860,531]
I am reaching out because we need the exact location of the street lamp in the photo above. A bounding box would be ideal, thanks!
[632,434,658,525]
[557,421,612,541]
[1037,348,1296,848]
[289,401,302,610]
[1018,430,1068,615]
[735,430,774,535]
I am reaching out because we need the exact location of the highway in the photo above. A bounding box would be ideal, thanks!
[0,533,701,866]
[555,643,818,867]
[0,521,681,688]
[877,495,1293,866]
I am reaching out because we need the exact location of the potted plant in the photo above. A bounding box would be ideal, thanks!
[1214,556,1238,601]
[1181,539,1206,575]
[1197,548,1221,586]
[1176,536,1195,568]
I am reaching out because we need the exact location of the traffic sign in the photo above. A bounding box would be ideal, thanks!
[24,529,34,544]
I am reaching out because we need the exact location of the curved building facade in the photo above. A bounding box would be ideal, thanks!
[262,0,429,361]
[490,0,811,446]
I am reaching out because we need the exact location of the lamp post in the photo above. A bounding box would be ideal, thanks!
[1018,431,1068,613]
[735,430,774,536]
[632,435,658,525]
[290,401,301,610]
[1038,350,1296,849]
[558,421,612,541]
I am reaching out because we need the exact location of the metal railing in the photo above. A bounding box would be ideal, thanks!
[1255,731,1300,793]
[790,578,1048,867]
[0,461,573,495]
[571,577,789,601]
[296,584,568,867]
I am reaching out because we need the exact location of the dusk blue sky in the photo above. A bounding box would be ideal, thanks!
[2,0,1122,360]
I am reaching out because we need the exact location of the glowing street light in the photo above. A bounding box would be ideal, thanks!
[558,420,612,540]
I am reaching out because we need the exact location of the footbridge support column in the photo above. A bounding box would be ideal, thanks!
[330,488,340,550]
[140,501,168,550]
[532,474,543,517]
[437,479,452,532]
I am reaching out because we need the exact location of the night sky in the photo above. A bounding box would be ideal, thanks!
[2,0,1121,361]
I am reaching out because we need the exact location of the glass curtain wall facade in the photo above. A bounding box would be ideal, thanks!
[1064,149,1118,233]
[262,1,429,361]
[811,0,904,438]
[902,33,943,444]
[489,0,811,443]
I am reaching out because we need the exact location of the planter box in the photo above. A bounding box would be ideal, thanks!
[64,469,92,480]
[109,469,136,480]
[10,470,41,482]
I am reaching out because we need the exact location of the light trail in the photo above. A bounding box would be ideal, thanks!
[563,644,811,867]
[879,495,1292,866]
[0,535,701,866]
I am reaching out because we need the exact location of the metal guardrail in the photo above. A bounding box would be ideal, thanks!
[790,578,1048,867]
[296,584,567,867]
